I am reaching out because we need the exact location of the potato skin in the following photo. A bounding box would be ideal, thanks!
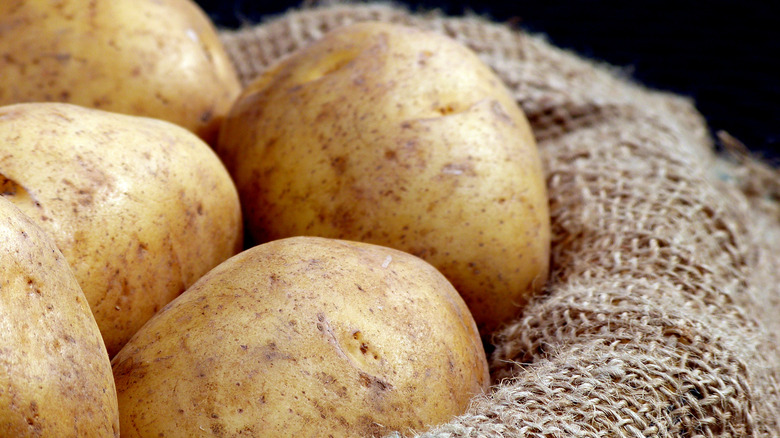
[113,236,489,437]
[216,22,551,336]
[0,0,241,144]
[0,102,243,356]
[0,197,119,437]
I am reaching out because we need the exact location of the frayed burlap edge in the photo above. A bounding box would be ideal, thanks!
[218,3,780,436]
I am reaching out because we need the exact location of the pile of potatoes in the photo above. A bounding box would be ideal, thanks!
[0,1,550,437]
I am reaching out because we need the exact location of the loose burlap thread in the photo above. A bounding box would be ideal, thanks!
[218,3,780,436]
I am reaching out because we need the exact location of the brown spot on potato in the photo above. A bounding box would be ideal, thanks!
[331,204,356,230]
[199,108,213,123]
[417,50,433,66]
[91,96,112,108]
[316,372,337,385]
[210,422,224,435]
[24,400,42,434]
[261,342,294,361]
[330,155,347,174]
[357,416,389,437]
[27,277,41,295]
[153,92,170,105]
[77,188,94,206]
[52,53,71,63]
[358,372,393,392]
[435,103,457,115]
[411,246,438,259]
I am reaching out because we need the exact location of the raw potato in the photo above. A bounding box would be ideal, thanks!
[0,197,119,437]
[0,102,243,357]
[216,22,551,336]
[113,236,489,438]
[0,0,241,144]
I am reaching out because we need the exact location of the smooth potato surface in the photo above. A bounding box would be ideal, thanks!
[216,22,551,336]
[0,0,241,144]
[0,197,119,437]
[0,102,243,356]
[113,236,489,437]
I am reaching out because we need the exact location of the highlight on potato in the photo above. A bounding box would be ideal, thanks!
[0,196,119,437]
[0,0,241,144]
[0,102,243,357]
[216,21,552,338]
[112,236,489,438]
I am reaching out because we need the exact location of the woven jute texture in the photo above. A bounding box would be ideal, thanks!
[218,3,780,436]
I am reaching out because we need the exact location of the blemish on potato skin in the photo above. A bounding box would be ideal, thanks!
[330,155,347,174]
[26,276,42,295]
[210,422,225,435]
[24,400,42,434]
[440,162,475,177]
[490,100,515,126]
[136,241,148,256]
[330,203,356,231]
[357,416,390,438]
[417,50,433,66]
[358,371,393,392]
[199,108,213,123]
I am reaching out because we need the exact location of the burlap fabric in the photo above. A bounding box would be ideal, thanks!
[218,3,780,436]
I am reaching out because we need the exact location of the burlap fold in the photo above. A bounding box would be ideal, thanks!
[218,3,780,436]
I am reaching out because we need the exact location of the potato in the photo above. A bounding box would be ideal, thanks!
[0,196,119,437]
[0,0,241,144]
[0,102,243,356]
[216,22,551,337]
[112,236,489,437]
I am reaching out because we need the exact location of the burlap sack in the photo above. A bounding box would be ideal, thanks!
[218,3,780,436]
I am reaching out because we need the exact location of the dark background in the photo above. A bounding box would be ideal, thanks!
[196,0,779,164]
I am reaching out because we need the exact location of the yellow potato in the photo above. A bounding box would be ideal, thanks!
[113,236,489,437]
[0,102,243,356]
[0,0,241,144]
[216,22,551,337]
[0,197,119,437]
